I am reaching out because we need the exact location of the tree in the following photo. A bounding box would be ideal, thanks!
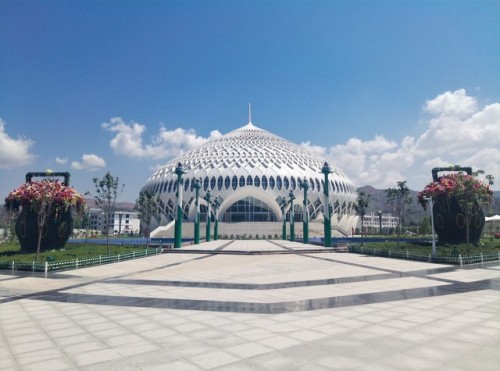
[419,216,432,235]
[354,191,370,245]
[458,170,494,248]
[88,172,124,254]
[385,180,412,247]
[135,190,161,248]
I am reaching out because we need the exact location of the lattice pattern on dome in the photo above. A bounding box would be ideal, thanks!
[158,123,342,175]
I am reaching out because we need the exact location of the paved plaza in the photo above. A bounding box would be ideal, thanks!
[1,240,499,370]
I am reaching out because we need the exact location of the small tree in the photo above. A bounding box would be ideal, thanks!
[456,170,494,248]
[135,190,161,248]
[354,191,370,245]
[385,180,412,248]
[88,172,124,254]
[419,216,431,235]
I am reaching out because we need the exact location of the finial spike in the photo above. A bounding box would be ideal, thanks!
[248,103,252,124]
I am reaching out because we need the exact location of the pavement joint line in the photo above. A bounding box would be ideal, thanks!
[25,279,498,313]
[0,252,221,305]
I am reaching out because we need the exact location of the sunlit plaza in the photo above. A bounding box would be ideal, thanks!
[1,240,500,370]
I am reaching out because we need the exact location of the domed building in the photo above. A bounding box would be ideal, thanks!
[141,117,359,236]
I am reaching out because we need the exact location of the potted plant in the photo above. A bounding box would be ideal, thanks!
[418,166,493,245]
[4,171,85,257]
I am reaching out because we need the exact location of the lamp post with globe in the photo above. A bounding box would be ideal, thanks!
[321,162,333,247]
[174,163,185,249]
[193,179,201,244]
[301,178,309,244]
[204,191,212,242]
[289,190,296,242]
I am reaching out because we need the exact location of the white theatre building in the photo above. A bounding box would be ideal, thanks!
[141,116,359,236]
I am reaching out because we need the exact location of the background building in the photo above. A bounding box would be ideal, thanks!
[88,208,140,235]
[359,212,399,232]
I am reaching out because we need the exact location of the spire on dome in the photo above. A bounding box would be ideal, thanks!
[248,103,252,124]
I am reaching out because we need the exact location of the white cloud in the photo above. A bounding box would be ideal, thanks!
[302,89,500,191]
[0,118,35,169]
[423,89,477,118]
[102,117,222,160]
[55,157,68,164]
[71,154,106,171]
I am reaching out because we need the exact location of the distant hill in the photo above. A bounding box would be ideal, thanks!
[85,198,136,211]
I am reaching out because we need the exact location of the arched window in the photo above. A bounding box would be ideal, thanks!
[203,177,209,191]
[247,175,253,186]
[262,175,268,190]
[254,175,260,187]
[283,176,289,190]
[316,179,321,192]
[269,176,275,190]
[290,177,296,190]
[232,175,238,190]
[168,180,173,193]
[310,178,315,191]
[184,178,190,192]
[217,176,223,191]
[239,176,245,188]
[210,177,216,190]
[225,176,231,190]
[276,176,282,190]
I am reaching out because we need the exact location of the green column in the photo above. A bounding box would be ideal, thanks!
[193,179,201,244]
[277,196,287,240]
[204,191,211,242]
[322,162,333,248]
[289,190,295,242]
[213,195,222,241]
[174,163,185,248]
[301,178,309,244]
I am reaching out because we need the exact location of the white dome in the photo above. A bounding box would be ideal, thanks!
[142,121,358,233]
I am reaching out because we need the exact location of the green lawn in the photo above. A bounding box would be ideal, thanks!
[0,241,149,263]
[359,238,500,257]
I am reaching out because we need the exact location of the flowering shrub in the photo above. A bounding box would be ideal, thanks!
[4,179,85,216]
[418,173,493,210]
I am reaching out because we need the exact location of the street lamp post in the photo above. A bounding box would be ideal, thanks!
[301,178,309,244]
[321,162,333,247]
[289,190,296,242]
[424,197,436,258]
[174,162,186,248]
[277,196,287,240]
[204,191,212,242]
[213,195,222,241]
[378,210,383,235]
[193,179,201,244]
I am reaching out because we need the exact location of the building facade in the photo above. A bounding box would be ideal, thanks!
[359,212,399,231]
[141,119,360,235]
[88,208,140,235]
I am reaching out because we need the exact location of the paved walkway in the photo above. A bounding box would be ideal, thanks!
[1,240,499,370]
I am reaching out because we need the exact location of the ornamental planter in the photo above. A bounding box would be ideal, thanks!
[5,171,85,254]
[15,207,73,253]
[419,166,491,246]
[432,195,485,245]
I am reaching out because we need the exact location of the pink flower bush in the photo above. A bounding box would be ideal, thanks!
[418,173,493,210]
[5,179,85,215]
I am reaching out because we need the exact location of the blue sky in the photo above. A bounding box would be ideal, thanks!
[1,0,499,202]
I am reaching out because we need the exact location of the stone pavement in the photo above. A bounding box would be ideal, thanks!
[1,240,499,370]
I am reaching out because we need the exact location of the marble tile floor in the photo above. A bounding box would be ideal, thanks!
[0,240,499,370]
